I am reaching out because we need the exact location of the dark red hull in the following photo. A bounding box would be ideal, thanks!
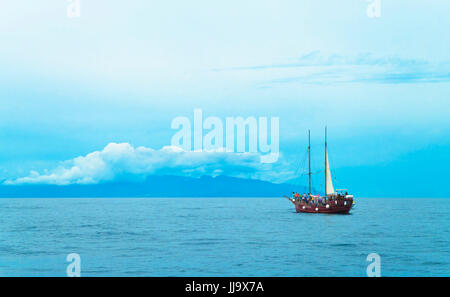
[294,199,353,214]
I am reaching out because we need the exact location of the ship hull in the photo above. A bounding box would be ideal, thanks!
[294,199,353,214]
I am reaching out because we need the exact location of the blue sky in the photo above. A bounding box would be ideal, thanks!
[0,1,449,197]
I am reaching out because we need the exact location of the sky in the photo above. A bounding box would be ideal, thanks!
[0,1,449,197]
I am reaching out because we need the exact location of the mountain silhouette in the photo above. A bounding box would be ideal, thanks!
[0,175,308,198]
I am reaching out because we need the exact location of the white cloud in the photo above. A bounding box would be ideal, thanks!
[217,51,450,85]
[4,143,289,185]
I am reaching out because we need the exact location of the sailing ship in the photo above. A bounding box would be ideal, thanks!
[284,128,354,214]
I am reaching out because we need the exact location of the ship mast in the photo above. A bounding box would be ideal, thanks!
[324,126,327,201]
[308,130,311,197]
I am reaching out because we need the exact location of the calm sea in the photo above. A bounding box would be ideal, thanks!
[0,198,448,277]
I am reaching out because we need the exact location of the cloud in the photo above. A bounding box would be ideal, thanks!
[215,51,450,85]
[4,143,289,185]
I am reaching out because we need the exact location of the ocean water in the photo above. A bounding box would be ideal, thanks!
[0,198,448,277]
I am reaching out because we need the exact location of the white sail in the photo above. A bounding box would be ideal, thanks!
[325,150,335,195]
